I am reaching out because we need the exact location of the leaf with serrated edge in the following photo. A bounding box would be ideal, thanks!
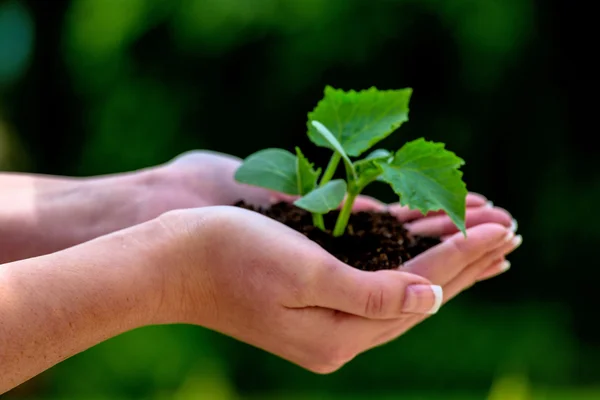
[295,147,321,195]
[308,86,412,157]
[294,180,347,214]
[234,148,299,195]
[377,138,467,233]
[311,120,356,179]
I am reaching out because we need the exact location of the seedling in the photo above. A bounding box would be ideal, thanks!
[235,86,468,237]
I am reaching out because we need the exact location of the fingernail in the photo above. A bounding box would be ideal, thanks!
[511,234,523,249]
[403,284,443,315]
[499,260,511,272]
[510,218,518,233]
[503,231,515,242]
[485,200,494,208]
[269,194,281,204]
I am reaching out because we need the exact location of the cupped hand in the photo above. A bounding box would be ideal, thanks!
[151,205,518,374]
[158,149,519,275]
[351,193,516,237]
[368,223,522,348]
[150,150,278,212]
[155,150,515,234]
[351,192,520,281]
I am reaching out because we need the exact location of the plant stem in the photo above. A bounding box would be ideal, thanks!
[333,191,358,237]
[319,153,341,187]
[312,213,325,230]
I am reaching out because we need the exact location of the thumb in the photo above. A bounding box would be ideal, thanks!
[309,260,443,319]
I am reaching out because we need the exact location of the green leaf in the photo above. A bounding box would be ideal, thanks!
[295,147,321,195]
[353,149,391,187]
[377,138,468,233]
[234,148,299,195]
[310,120,356,179]
[355,162,384,187]
[308,86,412,157]
[354,149,392,171]
[364,149,392,162]
[294,179,347,214]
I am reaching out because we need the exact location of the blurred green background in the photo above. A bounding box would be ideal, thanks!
[0,0,598,399]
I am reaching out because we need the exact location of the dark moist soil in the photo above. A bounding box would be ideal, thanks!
[234,201,441,272]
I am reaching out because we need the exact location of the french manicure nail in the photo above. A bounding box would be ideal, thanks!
[510,218,518,233]
[499,260,511,272]
[504,231,515,242]
[402,284,443,315]
[511,234,523,249]
[485,200,494,208]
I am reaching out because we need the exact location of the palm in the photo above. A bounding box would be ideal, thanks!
[168,206,517,372]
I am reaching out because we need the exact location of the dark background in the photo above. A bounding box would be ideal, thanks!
[0,0,598,398]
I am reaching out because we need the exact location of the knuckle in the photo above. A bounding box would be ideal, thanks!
[306,254,342,290]
[288,269,314,306]
[318,254,342,276]
[447,236,470,257]
[363,281,388,318]
[295,252,336,303]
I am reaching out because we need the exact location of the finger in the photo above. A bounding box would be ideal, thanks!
[475,258,510,281]
[308,261,443,319]
[443,235,522,301]
[370,239,517,348]
[269,192,299,203]
[406,207,514,237]
[351,195,388,212]
[387,193,489,222]
[401,224,514,287]
[475,234,523,281]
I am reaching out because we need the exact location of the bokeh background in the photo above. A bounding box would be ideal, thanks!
[1,0,598,399]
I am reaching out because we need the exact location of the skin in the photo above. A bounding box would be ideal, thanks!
[0,151,516,263]
[0,151,521,394]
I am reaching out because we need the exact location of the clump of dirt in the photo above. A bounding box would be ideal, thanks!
[235,201,440,271]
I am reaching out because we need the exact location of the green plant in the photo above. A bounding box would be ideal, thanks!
[234,86,468,237]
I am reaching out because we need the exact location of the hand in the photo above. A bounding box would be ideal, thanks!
[154,150,516,234]
[352,192,516,237]
[145,150,278,216]
[350,193,520,279]
[0,149,514,264]
[0,151,280,264]
[152,205,518,373]
[156,150,519,280]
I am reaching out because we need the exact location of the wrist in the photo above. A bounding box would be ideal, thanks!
[56,215,183,330]
[81,169,158,231]
[145,207,220,326]
[40,169,164,244]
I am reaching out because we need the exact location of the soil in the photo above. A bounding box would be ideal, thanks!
[234,201,441,271]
